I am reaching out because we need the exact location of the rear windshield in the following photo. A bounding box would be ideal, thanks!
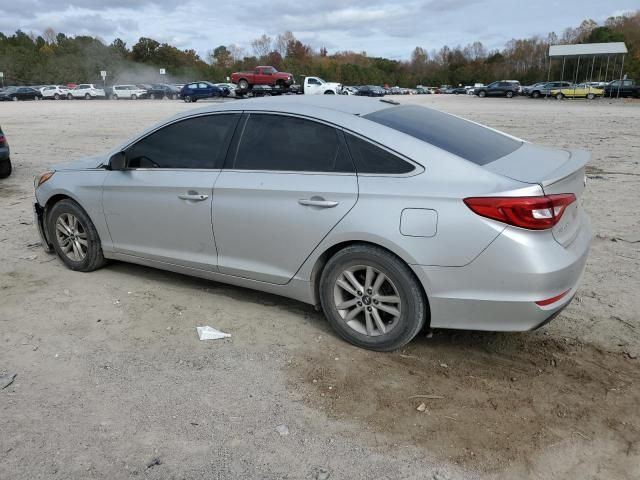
[364,105,522,165]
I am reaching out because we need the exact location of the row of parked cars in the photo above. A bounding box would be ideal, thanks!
[470,79,639,99]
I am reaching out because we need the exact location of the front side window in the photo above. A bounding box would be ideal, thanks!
[232,114,353,173]
[125,114,240,169]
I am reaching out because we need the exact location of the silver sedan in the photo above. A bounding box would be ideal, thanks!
[33,96,592,351]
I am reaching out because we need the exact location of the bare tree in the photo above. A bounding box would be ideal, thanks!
[274,31,295,57]
[228,44,245,63]
[251,34,272,59]
[43,27,57,45]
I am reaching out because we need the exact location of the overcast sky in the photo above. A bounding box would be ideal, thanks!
[0,1,636,59]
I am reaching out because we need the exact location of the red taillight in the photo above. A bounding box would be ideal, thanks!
[0,134,5,145]
[463,194,576,230]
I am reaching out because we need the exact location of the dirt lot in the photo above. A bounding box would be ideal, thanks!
[1,95,639,479]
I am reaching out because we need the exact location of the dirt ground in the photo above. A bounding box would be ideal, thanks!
[1,95,638,479]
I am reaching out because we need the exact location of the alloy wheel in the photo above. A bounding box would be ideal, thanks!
[333,265,401,337]
[55,213,88,261]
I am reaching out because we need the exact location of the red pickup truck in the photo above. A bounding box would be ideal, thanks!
[231,66,294,90]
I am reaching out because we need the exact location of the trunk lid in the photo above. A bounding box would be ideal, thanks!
[484,143,589,247]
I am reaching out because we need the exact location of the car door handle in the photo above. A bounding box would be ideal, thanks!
[298,198,339,208]
[178,193,209,201]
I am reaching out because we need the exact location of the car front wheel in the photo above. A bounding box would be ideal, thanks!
[48,199,106,272]
[506,91,514,98]
[478,90,486,97]
[319,244,428,351]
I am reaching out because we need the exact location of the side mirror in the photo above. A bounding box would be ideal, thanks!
[108,151,127,171]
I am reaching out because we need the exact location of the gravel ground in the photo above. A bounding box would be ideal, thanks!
[0,95,638,479]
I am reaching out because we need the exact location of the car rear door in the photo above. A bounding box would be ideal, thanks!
[102,113,240,270]
[212,113,358,284]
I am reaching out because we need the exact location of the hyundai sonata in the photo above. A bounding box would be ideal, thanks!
[33,96,591,351]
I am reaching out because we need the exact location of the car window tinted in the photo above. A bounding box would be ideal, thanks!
[126,114,240,169]
[233,114,353,173]
[345,133,414,174]
[364,105,522,166]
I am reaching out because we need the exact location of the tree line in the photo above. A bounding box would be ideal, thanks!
[0,11,637,88]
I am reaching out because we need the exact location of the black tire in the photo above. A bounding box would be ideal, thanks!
[506,90,514,98]
[112,94,118,100]
[150,93,156,100]
[556,92,564,100]
[85,93,91,100]
[531,91,540,98]
[192,98,198,102]
[324,90,335,95]
[478,90,486,98]
[54,93,60,100]
[0,158,11,179]
[319,244,428,351]
[238,79,249,90]
[67,94,73,100]
[131,94,137,100]
[586,93,595,100]
[47,199,106,272]
[184,96,192,103]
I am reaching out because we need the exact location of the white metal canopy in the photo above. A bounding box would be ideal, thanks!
[549,42,628,58]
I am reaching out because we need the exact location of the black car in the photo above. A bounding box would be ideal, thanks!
[146,84,180,100]
[0,125,11,178]
[0,86,43,101]
[356,85,385,97]
[474,81,520,98]
[603,79,640,98]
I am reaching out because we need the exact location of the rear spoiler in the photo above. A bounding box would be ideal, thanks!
[541,149,590,187]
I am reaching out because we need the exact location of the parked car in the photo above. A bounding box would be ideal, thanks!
[0,125,10,178]
[602,79,640,98]
[180,81,226,102]
[523,82,546,96]
[0,86,43,101]
[528,81,573,98]
[40,85,70,100]
[69,84,105,100]
[551,83,603,100]
[298,76,342,95]
[212,83,237,98]
[355,85,385,97]
[32,96,592,351]
[231,66,294,90]
[341,86,359,96]
[474,81,520,98]
[110,85,147,100]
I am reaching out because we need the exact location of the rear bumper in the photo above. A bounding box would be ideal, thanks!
[0,145,9,161]
[412,214,592,331]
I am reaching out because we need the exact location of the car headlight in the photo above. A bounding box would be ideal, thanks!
[34,171,55,189]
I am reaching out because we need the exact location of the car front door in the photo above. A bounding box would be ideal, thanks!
[212,113,358,284]
[102,113,241,270]
[306,77,322,95]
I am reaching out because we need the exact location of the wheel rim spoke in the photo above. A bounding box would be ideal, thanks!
[344,305,363,321]
[336,298,358,310]
[372,272,386,295]
[54,213,87,261]
[371,309,387,334]
[343,270,363,293]
[336,279,357,297]
[364,266,374,290]
[376,295,400,304]
[376,303,400,317]
[364,310,374,336]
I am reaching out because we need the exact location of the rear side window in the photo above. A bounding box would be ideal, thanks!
[232,114,353,172]
[364,105,522,166]
[126,114,240,169]
[345,134,414,174]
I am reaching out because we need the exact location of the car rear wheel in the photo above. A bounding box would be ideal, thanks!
[184,96,192,103]
[238,79,249,90]
[478,90,486,98]
[586,93,595,100]
[12,96,18,101]
[556,92,564,100]
[48,199,106,272]
[506,91,514,98]
[0,158,11,179]
[112,94,118,100]
[131,94,137,100]
[324,90,335,94]
[149,93,156,100]
[67,94,74,100]
[531,91,540,98]
[54,93,60,100]
[319,244,428,351]
[85,93,91,100]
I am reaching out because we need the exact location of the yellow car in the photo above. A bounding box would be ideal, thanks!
[551,84,603,100]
